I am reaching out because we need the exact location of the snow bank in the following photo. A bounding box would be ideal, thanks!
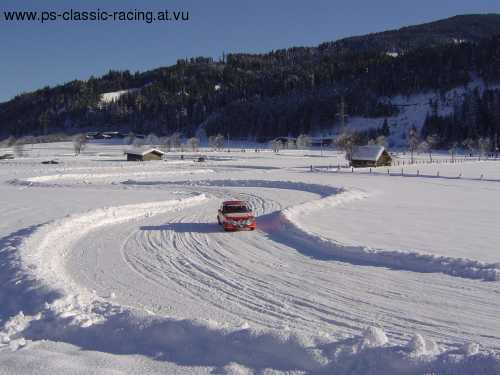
[275,190,500,281]
[3,311,499,374]
[121,179,500,281]
[122,178,340,197]
[19,194,207,297]
[318,327,500,374]
[10,169,214,187]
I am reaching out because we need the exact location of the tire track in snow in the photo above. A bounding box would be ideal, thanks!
[88,184,500,349]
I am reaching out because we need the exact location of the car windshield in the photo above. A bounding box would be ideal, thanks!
[223,205,250,213]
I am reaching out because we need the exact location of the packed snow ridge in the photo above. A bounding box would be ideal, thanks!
[281,190,500,281]
[19,194,208,295]
[122,178,500,281]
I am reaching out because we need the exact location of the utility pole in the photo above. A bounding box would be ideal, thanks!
[336,96,348,132]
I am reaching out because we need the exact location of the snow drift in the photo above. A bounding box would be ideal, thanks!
[276,190,500,281]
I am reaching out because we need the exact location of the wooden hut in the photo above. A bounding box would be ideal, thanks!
[125,148,165,161]
[350,145,392,167]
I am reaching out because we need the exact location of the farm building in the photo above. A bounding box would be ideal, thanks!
[350,145,392,167]
[125,148,165,161]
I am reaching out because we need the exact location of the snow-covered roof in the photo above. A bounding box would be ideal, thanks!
[351,145,386,161]
[125,148,165,156]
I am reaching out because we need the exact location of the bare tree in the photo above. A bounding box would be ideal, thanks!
[187,137,200,152]
[208,135,217,150]
[160,136,172,152]
[132,137,144,148]
[425,134,439,162]
[462,138,477,157]
[406,127,419,164]
[214,134,225,151]
[170,132,182,150]
[73,133,88,155]
[448,142,459,162]
[478,137,491,159]
[418,141,430,161]
[296,134,312,149]
[145,133,159,146]
[271,139,283,153]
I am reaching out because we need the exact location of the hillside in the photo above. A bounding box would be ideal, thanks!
[321,13,500,55]
[1,14,500,147]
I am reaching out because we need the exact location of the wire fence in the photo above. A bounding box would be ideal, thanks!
[308,162,500,182]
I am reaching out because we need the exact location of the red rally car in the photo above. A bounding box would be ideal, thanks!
[217,200,256,231]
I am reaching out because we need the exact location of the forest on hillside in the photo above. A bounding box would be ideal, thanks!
[1,15,500,148]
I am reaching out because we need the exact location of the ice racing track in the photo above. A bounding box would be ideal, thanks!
[2,164,500,373]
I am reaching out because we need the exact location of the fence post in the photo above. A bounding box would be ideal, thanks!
[401,168,404,176]
[310,165,313,172]
[387,169,390,175]
[351,167,354,173]
[417,170,419,176]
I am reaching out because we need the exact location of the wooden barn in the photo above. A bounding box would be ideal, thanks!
[125,148,165,161]
[350,145,392,167]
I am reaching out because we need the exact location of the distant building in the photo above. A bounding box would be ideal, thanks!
[125,148,165,161]
[350,145,392,167]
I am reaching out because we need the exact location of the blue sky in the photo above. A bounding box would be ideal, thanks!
[1,0,499,102]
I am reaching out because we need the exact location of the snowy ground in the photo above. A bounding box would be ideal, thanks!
[0,142,499,374]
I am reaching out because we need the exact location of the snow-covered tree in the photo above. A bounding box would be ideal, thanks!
[336,131,356,161]
[376,135,388,148]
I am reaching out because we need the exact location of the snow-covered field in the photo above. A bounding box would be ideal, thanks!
[0,142,499,374]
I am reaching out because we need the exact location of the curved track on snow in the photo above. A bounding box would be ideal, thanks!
[14,174,495,350]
